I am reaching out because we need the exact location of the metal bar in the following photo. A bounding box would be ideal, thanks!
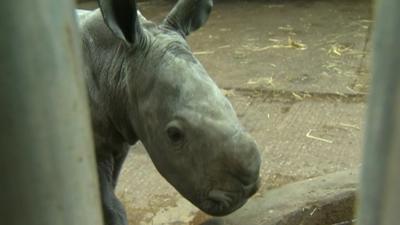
[357,0,400,224]
[0,1,103,225]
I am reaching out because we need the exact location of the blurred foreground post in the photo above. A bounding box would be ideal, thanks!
[357,0,400,224]
[0,1,103,225]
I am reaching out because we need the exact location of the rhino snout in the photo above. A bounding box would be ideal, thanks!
[242,177,260,198]
[199,133,261,216]
[202,178,260,217]
[231,133,261,188]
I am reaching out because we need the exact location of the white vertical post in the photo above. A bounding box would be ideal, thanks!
[0,1,103,225]
[357,0,400,224]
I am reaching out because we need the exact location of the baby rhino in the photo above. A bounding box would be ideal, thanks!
[78,0,261,224]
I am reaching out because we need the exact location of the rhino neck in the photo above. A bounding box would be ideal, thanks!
[80,9,138,145]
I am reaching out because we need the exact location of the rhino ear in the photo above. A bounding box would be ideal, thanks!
[162,0,213,37]
[97,0,143,45]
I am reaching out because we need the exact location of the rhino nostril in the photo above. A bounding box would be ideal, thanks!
[233,136,261,182]
[243,178,260,198]
[236,174,256,186]
[234,160,260,186]
[208,190,233,209]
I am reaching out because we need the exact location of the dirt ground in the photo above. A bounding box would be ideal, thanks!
[78,0,372,224]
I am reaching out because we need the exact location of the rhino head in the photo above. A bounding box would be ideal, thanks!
[94,0,261,219]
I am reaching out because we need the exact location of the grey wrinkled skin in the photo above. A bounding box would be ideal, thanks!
[77,0,261,224]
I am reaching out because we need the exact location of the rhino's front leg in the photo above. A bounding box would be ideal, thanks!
[112,145,130,188]
[97,147,129,225]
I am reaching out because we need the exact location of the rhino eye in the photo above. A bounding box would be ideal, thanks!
[166,122,185,144]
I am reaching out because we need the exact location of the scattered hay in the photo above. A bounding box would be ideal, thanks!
[310,207,318,216]
[193,50,214,55]
[289,92,312,101]
[217,45,231,49]
[335,91,348,97]
[247,77,274,86]
[306,130,333,144]
[288,36,306,49]
[339,123,360,130]
[243,36,307,51]
[323,62,339,69]
[346,86,359,94]
[218,28,231,32]
[278,25,294,31]
[328,44,353,56]
[292,92,303,100]
[359,19,373,23]
[322,62,344,75]
[221,89,236,97]
[268,38,280,43]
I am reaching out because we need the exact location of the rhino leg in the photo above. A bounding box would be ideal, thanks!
[97,147,129,225]
[112,146,130,188]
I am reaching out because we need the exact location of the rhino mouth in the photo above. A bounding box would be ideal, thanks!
[200,190,246,216]
[199,180,260,216]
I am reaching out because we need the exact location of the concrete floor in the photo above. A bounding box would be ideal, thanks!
[78,0,372,224]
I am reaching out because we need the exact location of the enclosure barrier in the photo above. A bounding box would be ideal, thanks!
[0,0,399,224]
[0,1,103,225]
[357,0,400,224]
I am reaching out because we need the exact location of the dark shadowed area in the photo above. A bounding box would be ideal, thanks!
[77,0,371,224]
